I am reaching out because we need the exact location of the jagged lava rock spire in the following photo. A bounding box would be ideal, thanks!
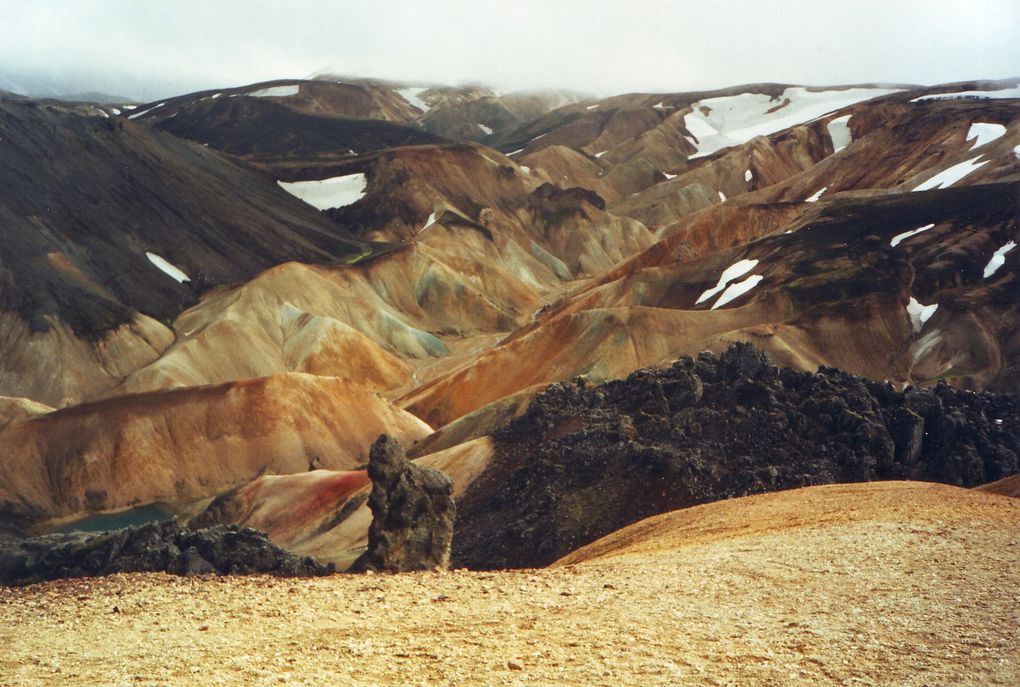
[350,435,455,572]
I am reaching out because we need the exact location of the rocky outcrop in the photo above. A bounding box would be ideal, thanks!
[0,520,333,586]
[350,435,455,572]
[453,343,1020,569]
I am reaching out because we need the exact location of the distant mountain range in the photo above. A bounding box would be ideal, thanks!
[0,74,1017,571]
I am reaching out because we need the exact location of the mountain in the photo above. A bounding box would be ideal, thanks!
[0,75,1017,584]
[165,343,1018,570]
[0,95,370,408]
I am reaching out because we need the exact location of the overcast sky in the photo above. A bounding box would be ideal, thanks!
[1,0,1018,101]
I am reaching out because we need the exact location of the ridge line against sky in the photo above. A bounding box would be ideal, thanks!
[1,0,1018,101]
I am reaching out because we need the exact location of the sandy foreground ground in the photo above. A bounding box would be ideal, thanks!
[1,482,1018,687]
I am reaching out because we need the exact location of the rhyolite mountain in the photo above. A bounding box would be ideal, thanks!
[0,75,1017,571]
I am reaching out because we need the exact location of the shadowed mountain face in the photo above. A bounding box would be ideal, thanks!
[0,98,367,336]
[152,95,446,159]
[123,79,584,160]
[1,77,1018,565]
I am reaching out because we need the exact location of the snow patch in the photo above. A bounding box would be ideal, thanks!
[983,240,1017,278]
[248,85,300,98]
[586,104,599,111]
[805,187,827,202]
[913,156,989,191]
[906,297,938,334]
[530,133,547,142]
[890,223,935,247]
[478,123,493,135]
[911,86,1020,102]
[652,101,665,110]
[744,169,753,182]
[397,87,430,112]
[966,122,1006,149]
[594,150,607,158]
[277,173,367,210]
[519,165,531,174]
[422,212,437,230]
[146,252,190,283]
[826,114,852,153]
[718,191,727,202]
[111,107,121,115]
[128,102,164,119]
[713,274,764,309]
[663,172,677,180]
[697,259,760,304]
[681,87,901,158]
[507,148,525,156]
[1015,144,1020,160]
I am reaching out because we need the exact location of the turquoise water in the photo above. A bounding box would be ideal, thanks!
[48,504,174,534]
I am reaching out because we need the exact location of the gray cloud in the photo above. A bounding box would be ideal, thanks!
[1,0,1018,101]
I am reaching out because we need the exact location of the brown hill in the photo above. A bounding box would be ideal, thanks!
[403,179,1019,428]
[0,374,430,522]
[2,77,1019,567]
[975,473,1020,497]
[557,480,1019,563]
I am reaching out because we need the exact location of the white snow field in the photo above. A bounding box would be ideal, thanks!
[146,252,190,283]
[128,103,164,120]
[277,173,368,210]
[248,85,300,98]
[713,274,764,309]
[397,87,430,112]
[683,87,901,158]
[906,297,938,333]
[913,157,989,191]
[826,114,853,153]
[697,259,760,304]
[890,223,935,248]
[805,187,827,202]
[983,241,1017,278]
[966,122,1006,149]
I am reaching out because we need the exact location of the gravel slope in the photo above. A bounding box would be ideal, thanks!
[1,481,1017,686]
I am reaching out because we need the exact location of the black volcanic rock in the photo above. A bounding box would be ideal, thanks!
[0,520,333,586]
[452,343,1020,570]
[350,435,455,573]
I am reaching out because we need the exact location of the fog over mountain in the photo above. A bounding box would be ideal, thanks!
[2,0,1018,101]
